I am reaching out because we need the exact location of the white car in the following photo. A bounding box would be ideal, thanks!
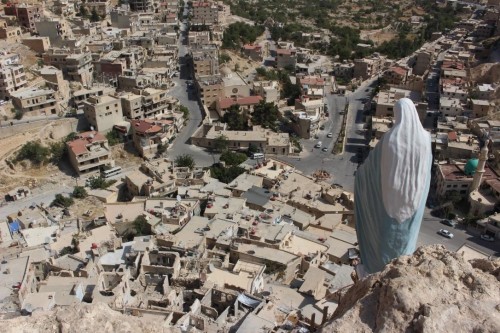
[327,133,333,138]
[480,234,494,242]
[438,229,454,239]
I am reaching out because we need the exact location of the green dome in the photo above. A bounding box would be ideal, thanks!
[464,158,479,176]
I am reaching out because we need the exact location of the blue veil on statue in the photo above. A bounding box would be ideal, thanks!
[354,98,432,275]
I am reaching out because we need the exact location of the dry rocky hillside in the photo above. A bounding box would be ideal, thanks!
[320,245,500,333]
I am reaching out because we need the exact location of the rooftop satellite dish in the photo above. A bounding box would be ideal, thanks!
[176,195,181,202]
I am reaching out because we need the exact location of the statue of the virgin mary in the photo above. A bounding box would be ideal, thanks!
[354,98,432,274]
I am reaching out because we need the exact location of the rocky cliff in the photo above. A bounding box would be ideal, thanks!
[320,245,500,333]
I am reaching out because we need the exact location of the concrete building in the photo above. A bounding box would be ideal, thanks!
[4,4,42,33]
[470,99,494,118]
[43,49,94,86]
[188,31,211,46]
[215,95,263,117]
[383,66,409,85]
[191,1,219,25]
[83,95,124,133]
[35,18,73,44]
[118,88,178,119]
[242,44,262,61]
[0,63,27,101]
[85,0,111,18]
[221,68,250,99]
[11,88,59,117]
[253,81,279,104]
[130,118,176,157]
[276,48,297,69]
[22,37,51,54]
[195,75,224,108]
[0,25,21,44]
[39,66,70,102]
[66,131,114,175]
[129,0,152,11]
[412,48,434,76]
[190,44,219,77]
[375,88,423,118]
[353,55,384,80]
[191,123,293,155]
[439,97,464,117]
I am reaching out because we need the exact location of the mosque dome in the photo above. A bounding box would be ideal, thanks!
[464,158,478,176]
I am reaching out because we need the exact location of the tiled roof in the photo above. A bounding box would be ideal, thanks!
[67,131,106,156]
[218,96,263,109]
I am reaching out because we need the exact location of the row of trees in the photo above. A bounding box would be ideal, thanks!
[222,22,265,49]
[221,101,282,131]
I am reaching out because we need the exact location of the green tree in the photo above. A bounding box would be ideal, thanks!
[79,5,88,17]
[219,52,231,64]
[105,129,123,146]
[221,105,249,130]
[72,186,88,199]
[179,105,189,120]
[210,164,246,184]
[248,143,259,154]
[157,142,167,155]
[90,9,100,22]
[49,141,66,164]
[133,215,150,235]
[213,135,229,153]
[14,109,24,120]
[87,176,116,189]
[222,22,265,49]
[65,132,77,142]
[175,154,195,169]
[16,141,50,165]
[251,101,281,130]
[220,151,248,166]
[51,194,74,208]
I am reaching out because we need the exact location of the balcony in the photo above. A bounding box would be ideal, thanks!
[76,148,110,162]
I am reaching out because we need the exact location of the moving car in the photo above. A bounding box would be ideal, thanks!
[438,229,454,239]
[327,133,333,138]
[440,219,456,227]
[480,234,494,242]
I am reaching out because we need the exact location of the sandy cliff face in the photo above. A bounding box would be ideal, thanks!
[0,302,180,333]
[320,245,500,333]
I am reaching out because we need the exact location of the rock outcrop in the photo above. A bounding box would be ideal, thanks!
[0,302,180,333]
[320,245,500,333]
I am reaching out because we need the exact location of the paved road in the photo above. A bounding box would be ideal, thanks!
[278,79,376,192]
[166,7,216,168]
[0,114,61,128]
[418,209,498,257]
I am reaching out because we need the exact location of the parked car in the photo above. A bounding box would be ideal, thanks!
[480,234,494,242]
[320,125,325,130]
[327,133,333,138]
[438,229,454,239]
[440,219,456,227]
[315,141,322,148]
[322,147,328,152]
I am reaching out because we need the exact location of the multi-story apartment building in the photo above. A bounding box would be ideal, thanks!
[4,4,42,33]
[129,0,152,11]
[83,95,124,133]
[11,88,59,117]
[353,55,384,80]
[85,0,111,18]
[190,44,219,77]
[22,37,51,54]
[118,89,179,119]
[130,118,176,157]
[0,63,27,100]
[192,1,219,25]
[96,48,146,83]
[195,75,223,108]
[188,31,211,47]
[253,81,279,104]
[43,49,93,86]
[34,18,73,43]
[276,48,297,70]
[413,49,434,76]
[66,131,114,175]
[0,21,21,44]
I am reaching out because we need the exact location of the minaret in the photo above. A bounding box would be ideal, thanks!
[470,143,488,192]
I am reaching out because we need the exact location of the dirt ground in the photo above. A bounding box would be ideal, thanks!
[220,49,261,77]
[360,27,397,46]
